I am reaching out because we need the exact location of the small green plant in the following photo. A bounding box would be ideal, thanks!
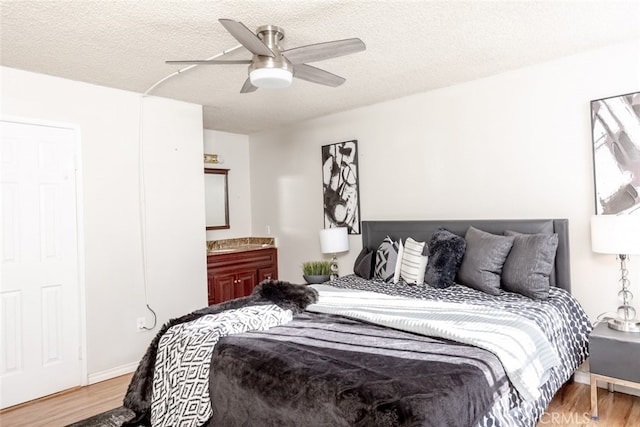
[302,261,332,276]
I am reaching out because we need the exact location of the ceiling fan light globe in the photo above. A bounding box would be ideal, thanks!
[249,68,293,89]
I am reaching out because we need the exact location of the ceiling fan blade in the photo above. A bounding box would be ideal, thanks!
[293,64,346,87]
[219,19,275,57]
[282,38,365,64]
[165,59,252,65]
[240,78,258,93]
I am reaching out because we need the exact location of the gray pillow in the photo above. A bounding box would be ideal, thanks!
[456,226,514,295]
[353,247,374,279]
[501,231,559,300]
[374,236,401,282]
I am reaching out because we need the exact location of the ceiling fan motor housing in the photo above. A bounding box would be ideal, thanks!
[249,25,293,88]
[165,19,365,92]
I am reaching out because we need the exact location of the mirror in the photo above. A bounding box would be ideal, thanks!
[204,168,230,230]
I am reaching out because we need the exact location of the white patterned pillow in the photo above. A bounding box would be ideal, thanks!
[374,236,401,282]
[400,237,428,285]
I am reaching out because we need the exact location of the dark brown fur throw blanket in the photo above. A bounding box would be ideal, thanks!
[121,280,318,426]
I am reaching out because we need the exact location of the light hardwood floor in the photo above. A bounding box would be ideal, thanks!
[1,375,639,426]
[0,373,133,427]
[543,381,640,426]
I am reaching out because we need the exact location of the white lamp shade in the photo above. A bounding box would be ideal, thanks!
[319,227,349,254]
[591,214,640,255]
[249,68,292,89]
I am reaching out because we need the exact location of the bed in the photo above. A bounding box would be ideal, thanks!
[123,218,592,427]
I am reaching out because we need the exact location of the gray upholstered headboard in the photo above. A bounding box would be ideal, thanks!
[361,219,571,293]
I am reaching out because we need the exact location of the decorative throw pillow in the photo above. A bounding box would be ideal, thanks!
[353,247,375,279]
[501,231,559,300]
[424,228,467,288]
[400,237,428,285]
[374,236,401,282]
[393,240,404,284]
[456,226,515,296]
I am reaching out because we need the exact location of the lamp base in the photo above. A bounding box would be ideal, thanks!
[608,317,640,333]
[329,254,339,281]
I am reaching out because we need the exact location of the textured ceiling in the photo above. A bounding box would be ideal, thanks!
[2,0,640,134]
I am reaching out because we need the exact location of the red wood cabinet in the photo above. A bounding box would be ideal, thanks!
[206,247,278,305]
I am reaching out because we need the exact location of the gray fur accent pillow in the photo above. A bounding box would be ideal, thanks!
[501,231,559,300]
[424,228,466,288]
[456,226,514,296]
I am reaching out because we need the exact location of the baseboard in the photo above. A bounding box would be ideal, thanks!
[88,362,138,385]
[574,360,640,397]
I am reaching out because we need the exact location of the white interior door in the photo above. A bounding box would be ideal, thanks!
[1,119,82,409]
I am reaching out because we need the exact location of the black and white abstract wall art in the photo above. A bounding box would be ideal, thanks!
[321,140,361,234]
[591,91,640,215]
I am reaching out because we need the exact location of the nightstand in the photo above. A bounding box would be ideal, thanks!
[589,321,640,420]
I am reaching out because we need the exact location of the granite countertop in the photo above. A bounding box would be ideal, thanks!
[207,237,276,254]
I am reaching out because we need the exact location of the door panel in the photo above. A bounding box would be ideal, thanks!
[235,270,257,298]
[1,120,81,408]
[212,273,235,304]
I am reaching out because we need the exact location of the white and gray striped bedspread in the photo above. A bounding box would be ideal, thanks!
[150,275,590,427]
[307,284,560,402]
[327,275,592,427]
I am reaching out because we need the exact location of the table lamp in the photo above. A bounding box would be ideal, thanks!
[591,214,640,332]
[319,227,349,280]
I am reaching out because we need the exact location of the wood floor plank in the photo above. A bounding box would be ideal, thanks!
[1,375,639,426]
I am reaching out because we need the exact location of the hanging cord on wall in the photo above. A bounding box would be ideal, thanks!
[137,95,157,331]
[136,44,243,330]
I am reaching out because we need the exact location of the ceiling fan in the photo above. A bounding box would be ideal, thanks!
[166,19,366,93]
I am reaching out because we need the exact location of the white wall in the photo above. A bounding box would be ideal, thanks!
[204,130,252,240]
[249,39,640,320]
[1,67,207,379]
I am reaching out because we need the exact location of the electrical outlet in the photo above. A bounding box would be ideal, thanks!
[136,317,146,331]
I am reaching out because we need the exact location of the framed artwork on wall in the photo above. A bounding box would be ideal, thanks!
[591,91,640,215]
[321,140,361,234]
